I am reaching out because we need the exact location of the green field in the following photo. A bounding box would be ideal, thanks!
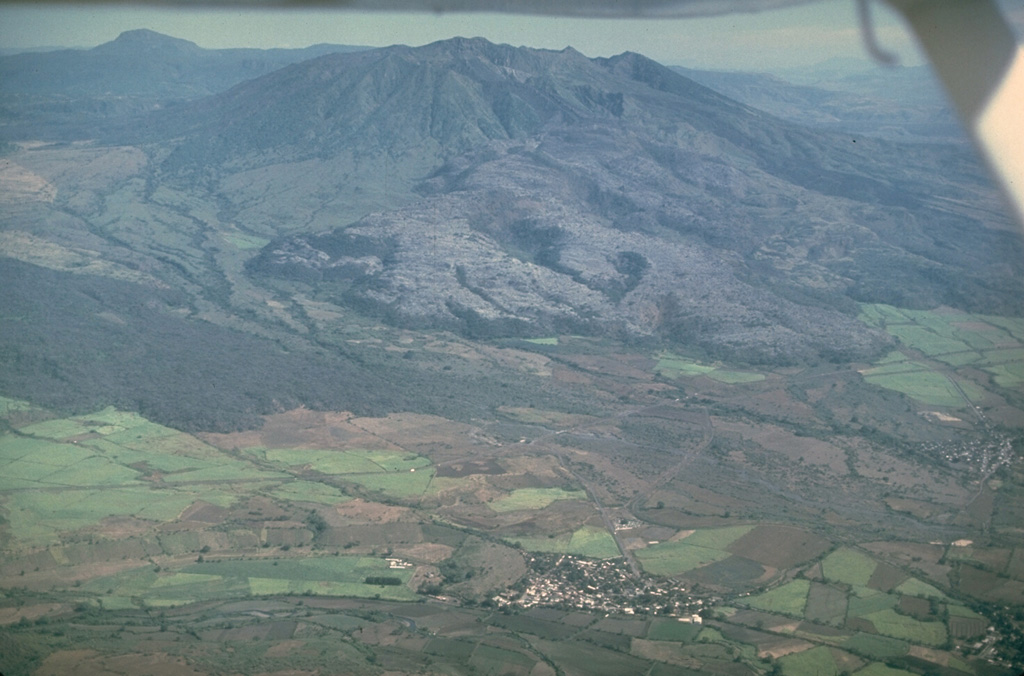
[893,577,946,600]
[511,526,620,559]
[269,480,351,505]
[636,527,753,576]
[822,548,877,587]
[258,448,431,475]
[344,468,435,498]
[489,487,587,513]
[778,645,838,676]
[523,337,559,345]
[738,579,810,616]
[646,619,703,642]
[842,633,909,660]
[852,663,917,676]
[859,609,946,646]
[859,365,976,408]
[79,555,419,606]
[984,362,1024,388]
[858,304,1024,402]
[654,353,763,384]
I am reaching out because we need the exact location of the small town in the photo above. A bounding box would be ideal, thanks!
[494,553,705,618]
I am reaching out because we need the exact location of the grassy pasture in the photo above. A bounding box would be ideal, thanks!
[343,467,434,497]
[860,366,972,408]
[822,548,877,587]
[654,352,763,384]
[222,232,270,250]
[259,447,431,475]
[885,325,970,356]
[654,352,715,377]
[635,540,731,576]
[739,579,810,616]
[847,590,898,617]
[984,362,1024,388]
[805,582,848,626]
[36,456,142,487]
[646,619,703,642]
[511,526,620,559]
[778,645,838,676]
[0,396,35,415]
[636,526,754,576]
[841,633,909,660]
[488,487,587,513]
[17,417,94,440]
[269,480,350,504]
[859,304,1024,400]
[681,526,755,550]
[857,609,946,646]
[171,556,420,600]
[893,577,946,600]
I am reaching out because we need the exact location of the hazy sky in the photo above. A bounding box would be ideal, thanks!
[0,1,936,71]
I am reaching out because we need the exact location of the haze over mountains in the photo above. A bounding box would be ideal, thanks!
[1,30,1022,426]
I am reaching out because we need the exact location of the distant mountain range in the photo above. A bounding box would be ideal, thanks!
[0,29,365,137]
[671,63,962,142]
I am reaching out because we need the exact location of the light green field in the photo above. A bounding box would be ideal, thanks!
[859,304,1024,401]
[635,527,755,577]
[511,526,620,559]
[489,487,587,513]
[344,468,435,498]
[860,609,946,646]
[17,418,94,440]
[161,461,284,483]
[842,633,909,660]
[822,548,877,587]
[984,362,1024,388]
[680,525,754,550]
[223,232,271,250]
[893,577,947,600]
[0,396,35,415]
[778,645,838,676]
[886,325,971,356]
[270,480,350,505]
[739,579,810,616]
[847,590,898,617]
[259,448,431,475]
[3,486,236,544]
[81,555,419,605]
[947,605,986,619]
[35,456,142,487]
[861,368,970,408]
[523,337,559,345]
[654,353,763,384]
[654,352,715,377]
[636,541,731,576]
[185,556,417,600]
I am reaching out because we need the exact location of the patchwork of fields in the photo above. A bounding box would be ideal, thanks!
[858,304,1024,406]
[1,301,1022,675]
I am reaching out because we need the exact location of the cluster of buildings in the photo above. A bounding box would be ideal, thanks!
[494,553,702,617]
